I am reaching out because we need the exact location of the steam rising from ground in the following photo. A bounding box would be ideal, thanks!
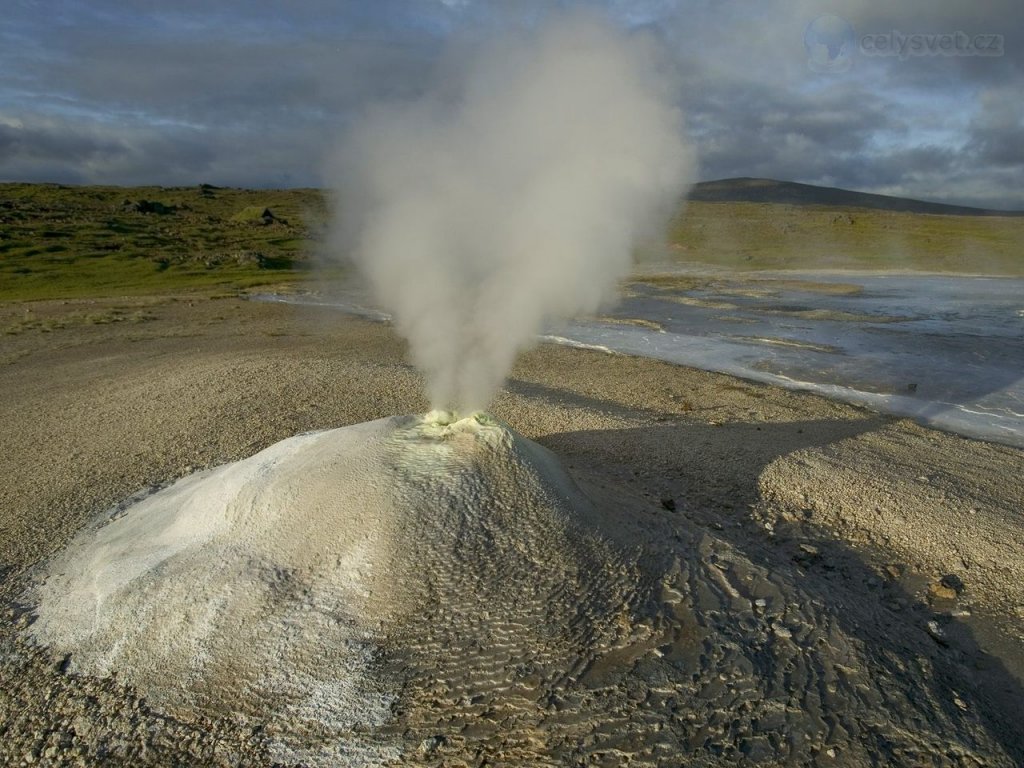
[328,13,695,411]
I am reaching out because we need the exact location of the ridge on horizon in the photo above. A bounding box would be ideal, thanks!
[688,177,1024,217]
[4,176,1021,217]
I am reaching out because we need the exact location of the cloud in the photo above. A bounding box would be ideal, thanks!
[965,87,1024,168]
[0,0,1021,208]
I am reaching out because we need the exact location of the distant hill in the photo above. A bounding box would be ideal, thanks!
[688,178,1024,217]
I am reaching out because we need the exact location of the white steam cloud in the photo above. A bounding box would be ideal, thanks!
[328,13,696,412]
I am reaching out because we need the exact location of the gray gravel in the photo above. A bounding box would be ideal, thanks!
[1,295,1022,766]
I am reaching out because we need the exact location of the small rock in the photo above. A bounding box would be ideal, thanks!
[547,693,567,711]
[928,582,957,601]
[884,564,904,581]
[418,735,446,755]
[660,497,676,512]
[793,544,821,567]
[926,620,948,645]
[772,623,792,639]
[939,574,964,593]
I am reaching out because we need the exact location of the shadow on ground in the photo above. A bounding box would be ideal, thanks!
[531,400,1024,764]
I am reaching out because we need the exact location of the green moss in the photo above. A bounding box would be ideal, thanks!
[0,183,328,300]
[1,182,1019,303]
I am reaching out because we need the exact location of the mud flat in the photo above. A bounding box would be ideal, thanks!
[1,295,1022,766]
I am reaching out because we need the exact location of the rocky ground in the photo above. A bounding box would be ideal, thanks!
[1,295,1022,766]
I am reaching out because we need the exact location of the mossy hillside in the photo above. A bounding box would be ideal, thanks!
[2,182,1021,302]
[0,183,327,300]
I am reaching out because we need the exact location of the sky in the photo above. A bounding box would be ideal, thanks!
[1,0,1021,209]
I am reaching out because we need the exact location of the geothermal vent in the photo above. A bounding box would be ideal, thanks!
[27,414,638,766]
[27,413,1010,766]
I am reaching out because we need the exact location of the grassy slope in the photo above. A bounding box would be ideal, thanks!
[667,201,1024,274]
[0,183,327,301]
[2,182,1022,303]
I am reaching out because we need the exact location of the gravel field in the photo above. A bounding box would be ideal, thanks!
[1,295,1022,766]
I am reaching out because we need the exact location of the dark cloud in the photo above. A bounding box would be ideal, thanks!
[0,0,1022,208]
[965,88,1024,168]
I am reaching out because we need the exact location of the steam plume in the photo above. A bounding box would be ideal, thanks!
[328,13,696,412]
